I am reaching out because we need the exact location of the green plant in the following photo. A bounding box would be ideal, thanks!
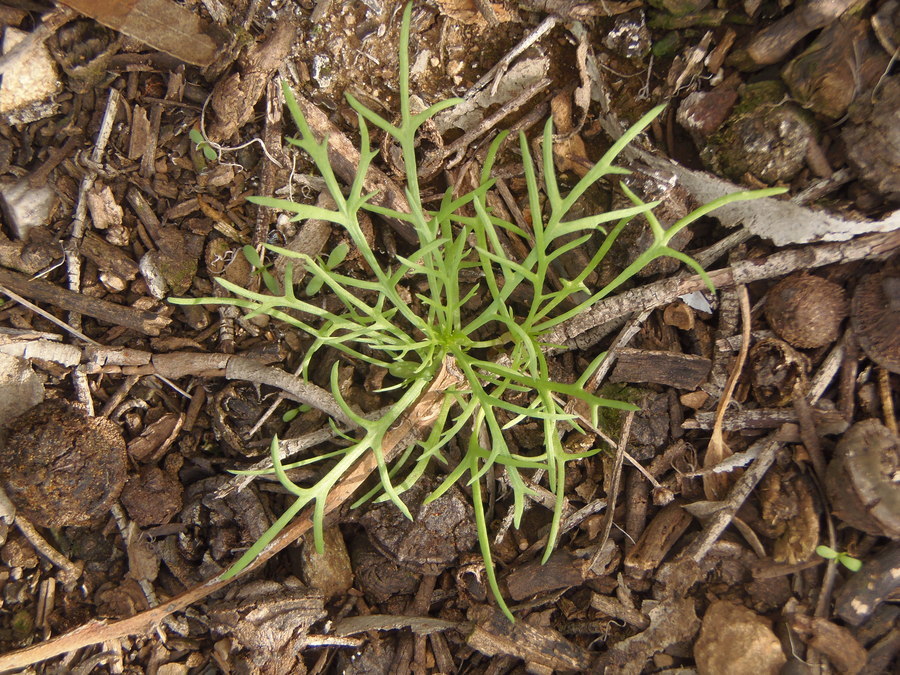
[172,3,784,620]
[189,127,218,162]
[816,545,863,572]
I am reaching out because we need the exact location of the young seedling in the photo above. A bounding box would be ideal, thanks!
[172,3,784,620]
[189,127,218,163]
[816,544,863,572]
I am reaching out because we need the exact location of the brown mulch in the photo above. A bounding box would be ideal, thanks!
[0,1,897,673]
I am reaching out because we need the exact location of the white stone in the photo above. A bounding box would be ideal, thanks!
[0,27,62,124]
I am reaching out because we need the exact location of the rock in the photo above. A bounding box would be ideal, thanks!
[0,353,44,431]
[782,16,888,120]
[0,179,57,241]
[0,26,62,124]
[694,600,786,675]
[677,86,739,146]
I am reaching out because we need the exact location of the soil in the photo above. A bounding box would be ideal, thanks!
[0,1,898,673]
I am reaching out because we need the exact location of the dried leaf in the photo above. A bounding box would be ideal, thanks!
[59,0,220,67]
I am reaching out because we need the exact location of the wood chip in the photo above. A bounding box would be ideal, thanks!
[610,348,712,389]
[624,503,692,577]
[466,605,592,671]
[505,550,585,601]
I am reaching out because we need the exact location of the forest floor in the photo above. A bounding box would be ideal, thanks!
[0,1,897,673]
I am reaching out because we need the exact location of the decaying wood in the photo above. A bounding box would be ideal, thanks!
[728,0,860,70]
[0,338,351,425]
[681,429,786,564]
[834,542,900,626]
[0,5,75,74]
[637,151,900,246]
[66,87,120,332]
[465,605,592,672]
[590,593,649,630]
[703,285,750,500]
[683,407,849,432]
[505,550,585,601]
[518,0,643,18]
[609,348,712,389]
[418,76,552,177]
[272,192,333,284]
[592,596,700,673]
[0,268,170,336]
[332,614,458,637]
[589,410,635,572]
[253,78,287,246]
[80,231,140,282]
[623,503,693,578]
[788,613,868,675]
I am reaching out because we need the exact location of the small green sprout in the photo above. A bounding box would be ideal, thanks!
[241,244,280,295]
[306,242,349,296]
[172,2,784,620]
[283,403,312,423]
[190,127,218,162]
[816,545,863,572]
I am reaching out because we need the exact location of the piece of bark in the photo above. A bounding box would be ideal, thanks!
[781,16,888,120]
[728,0,860,71]
[466,605,592,672]
[333,614,457,637]
[624,503,693,578]
[518,0,642,17]
[636,151,900,247]
[128,104,150,160]
[272,192,333,285]
[139,98,160,179]
[292,93,418,246]
[505,550,585,601]
[81,231,139,281]
[825,419,900,539]
[610,348,711,389]
[862,624,900,675]
[684,407,849,433]
[0,267,169,336]
[252,79,287,246]
[58,0,220,67]
[85,183,123,231]
[0,237,57,276]
[590,593,649,629]
[594,596,700,673]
